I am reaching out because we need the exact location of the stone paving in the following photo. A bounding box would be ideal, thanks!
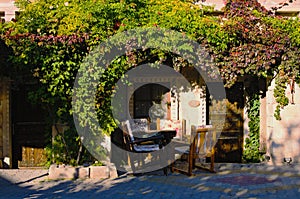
[0,163,300,198]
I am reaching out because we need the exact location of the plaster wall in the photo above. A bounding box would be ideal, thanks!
[0,0,18,22]
[179,86,206,135]
[265,80,300,165]
[200,0,300,12]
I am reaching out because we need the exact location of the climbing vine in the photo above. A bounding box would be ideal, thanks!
[1,0,300,164]
[243,94,262,163]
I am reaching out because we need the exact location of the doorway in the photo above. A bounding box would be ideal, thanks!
[11,84,48,168]
[133,83,170,119]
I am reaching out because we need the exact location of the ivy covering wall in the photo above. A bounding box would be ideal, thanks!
[243,95,262,163]
[1,0,300,164]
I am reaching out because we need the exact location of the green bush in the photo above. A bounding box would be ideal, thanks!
[44,126,98,166]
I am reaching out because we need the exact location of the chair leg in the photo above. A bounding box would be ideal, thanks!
[127,153,136,173]
[170,160,175,173]
[188,143,195,176]
[163,167,168,176]
[210,148,215,172]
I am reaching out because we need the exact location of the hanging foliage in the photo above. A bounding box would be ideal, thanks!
[1,0,300,164]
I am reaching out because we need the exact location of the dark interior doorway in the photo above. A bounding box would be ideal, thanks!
[11,84,48,168]
[207,82,244,163]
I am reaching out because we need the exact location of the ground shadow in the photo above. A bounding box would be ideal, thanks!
[1,164,299,198]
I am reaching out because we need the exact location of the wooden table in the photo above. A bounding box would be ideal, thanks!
[136,129,176,144]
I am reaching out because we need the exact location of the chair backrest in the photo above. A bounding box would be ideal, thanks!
[190,125,196,143]
[129,118,148,136]
[122,120,134,141]
[121,120,135,152]
[122,119,149,141]
[191,125,217,156]
[191,125,208,156]
[204,127,217,153]
[190,125,198,153]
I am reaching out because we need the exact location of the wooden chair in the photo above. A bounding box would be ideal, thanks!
[122,119,168,175]
[171,125,216,176]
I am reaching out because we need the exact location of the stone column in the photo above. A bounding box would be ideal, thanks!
[259,96,267,153]
[258,78,267,153]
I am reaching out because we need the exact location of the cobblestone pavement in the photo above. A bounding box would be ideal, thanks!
[0,163,300,199]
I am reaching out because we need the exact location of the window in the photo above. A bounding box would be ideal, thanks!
[133,83,169,119]
[0,11,5,23]
[275,11,300,19]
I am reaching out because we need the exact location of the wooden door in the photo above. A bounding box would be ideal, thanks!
[18,146,47,167]
[209,83,244,163]
[12,85,48,168]
[13,122,48,168]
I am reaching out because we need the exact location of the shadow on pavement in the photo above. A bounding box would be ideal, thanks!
[0,164,299,198]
